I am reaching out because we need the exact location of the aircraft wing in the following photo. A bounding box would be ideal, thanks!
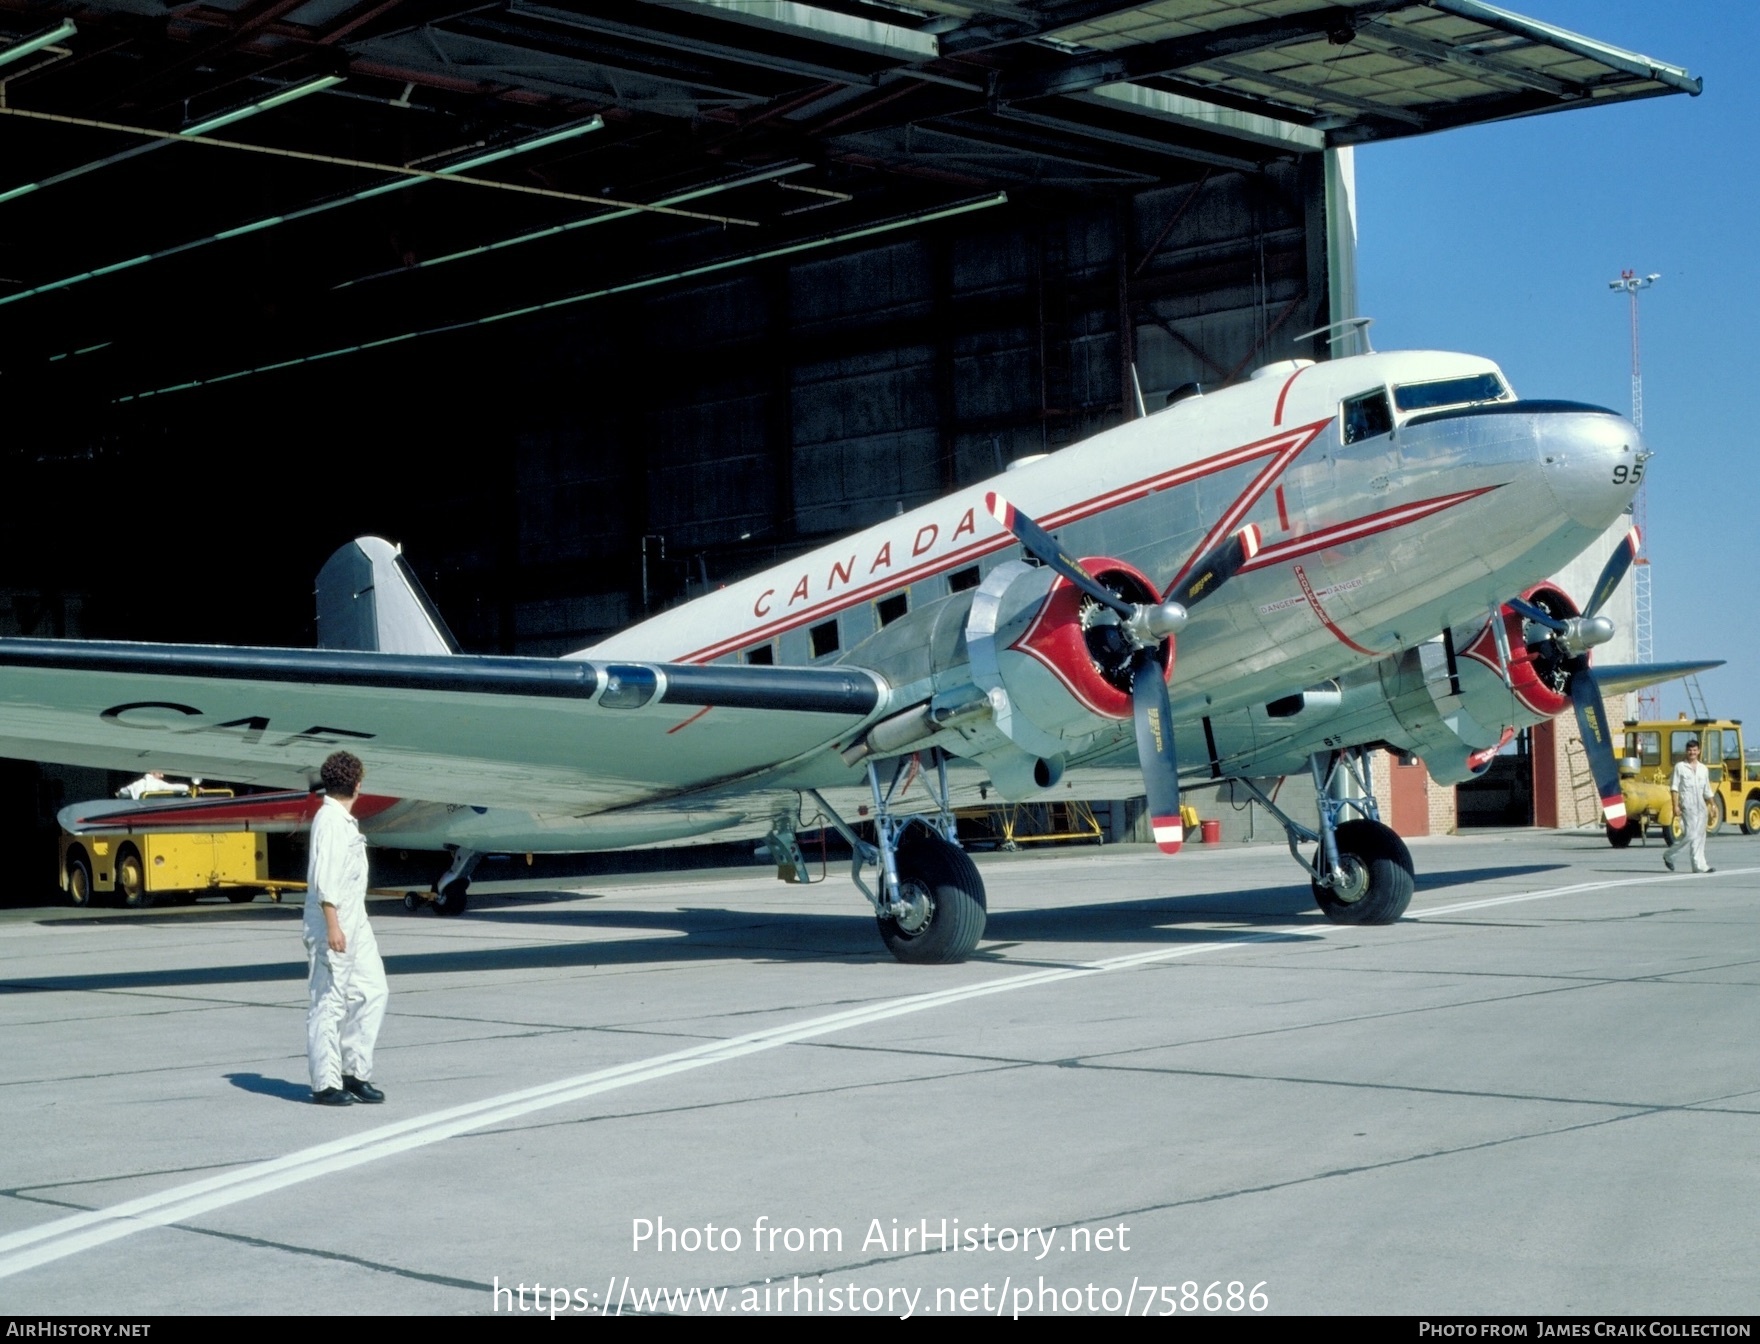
[1588,661,1724,699]
[0,639,887,814]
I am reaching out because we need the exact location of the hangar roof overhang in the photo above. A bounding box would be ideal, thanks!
[0,0,1699,401]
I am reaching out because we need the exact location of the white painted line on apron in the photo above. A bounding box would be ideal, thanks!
[2,864,1750,1279]
[1407,867,1760,919]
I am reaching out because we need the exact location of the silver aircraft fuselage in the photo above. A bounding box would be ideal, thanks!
[581,349,1640,788]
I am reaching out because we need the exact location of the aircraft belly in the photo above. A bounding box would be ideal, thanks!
[358,802,753,853]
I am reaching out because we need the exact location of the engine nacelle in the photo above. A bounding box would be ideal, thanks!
[1456,581,1581,721]
[1381,582,1583,786]
[960,558,1165,793]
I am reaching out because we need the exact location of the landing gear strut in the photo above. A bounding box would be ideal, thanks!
[807,748,987,963]
[1230,747,1414,924]
[403,847,482,916]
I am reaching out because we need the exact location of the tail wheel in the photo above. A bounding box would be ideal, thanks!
[117,846,151,909]
[1744,797,1760,837]
[1312,819,1414,925]
[434,877,470,916]
[1703,794,1724,837]
[877,824,987,964]
[1605,819,1638,849]
[66,853,93,907]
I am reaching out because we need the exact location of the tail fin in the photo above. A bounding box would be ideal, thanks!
[315,537,460,655]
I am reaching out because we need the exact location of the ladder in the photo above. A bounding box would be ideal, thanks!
[1562,733,1602,828]
[1684,674,1711,720]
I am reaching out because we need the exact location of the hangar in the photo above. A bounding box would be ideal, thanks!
[0,0,1698,863]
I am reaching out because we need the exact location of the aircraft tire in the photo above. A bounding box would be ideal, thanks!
[66,852,93,908]
[1312,820,1413,925]
[877,824,987,964]
[434,877,470,917]
[1606,819,1638,849]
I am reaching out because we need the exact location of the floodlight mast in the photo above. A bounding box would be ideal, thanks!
[1608,269,1659,717]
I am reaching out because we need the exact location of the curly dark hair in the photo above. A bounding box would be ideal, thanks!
[319,750,365,797]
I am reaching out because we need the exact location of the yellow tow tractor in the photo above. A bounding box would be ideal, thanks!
[1607,718,1760,847]
[58,786,301,909]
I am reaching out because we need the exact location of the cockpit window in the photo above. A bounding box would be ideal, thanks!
[1392,373,1507,412]
[1341,389,1393,444]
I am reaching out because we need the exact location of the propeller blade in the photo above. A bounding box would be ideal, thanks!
[1582,525,1641,620]
[986,491,1133,619]
[1569,661,1627,826]
[1168,524,1262,609]
[1130,648,1183,854]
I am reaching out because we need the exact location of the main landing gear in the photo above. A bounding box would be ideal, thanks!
[1230,747,1415,925]
[808,748,987,964]
[403,847,480,916]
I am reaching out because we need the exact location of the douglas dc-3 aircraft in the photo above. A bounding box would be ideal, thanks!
[2,347,1712,962]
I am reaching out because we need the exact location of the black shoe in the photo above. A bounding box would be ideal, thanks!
[343,1075,385,1103]
[312,1087,354,1106]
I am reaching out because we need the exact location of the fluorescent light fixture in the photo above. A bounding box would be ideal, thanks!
[184,73,344,136]
[116,192,1009,402]
[0,115,605,309]
[0,72,342,208]
[335,162,808,290]
[0,19,75,70]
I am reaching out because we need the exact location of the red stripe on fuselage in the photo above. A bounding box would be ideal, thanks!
[1273,364,1311,426]
[675,417,1334,665]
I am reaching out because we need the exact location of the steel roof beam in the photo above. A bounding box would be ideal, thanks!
[1428,0,1700,96]
[937,2,1159,58]
[996,1,1412,102]
[1196,57,1427,128]
[1355,18,1574,98]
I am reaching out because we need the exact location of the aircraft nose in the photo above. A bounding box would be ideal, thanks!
[1538,406,1645,529]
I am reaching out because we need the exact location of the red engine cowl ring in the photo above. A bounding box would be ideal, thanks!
[1459,581,1579,719]
[1010,558,1170,721]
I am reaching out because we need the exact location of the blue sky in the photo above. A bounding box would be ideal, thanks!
[1355,3,1757,733]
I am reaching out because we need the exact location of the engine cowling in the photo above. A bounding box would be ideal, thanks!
[961,557,1167,794]
[1381,582,1584,786]
[1457,581,1581,720]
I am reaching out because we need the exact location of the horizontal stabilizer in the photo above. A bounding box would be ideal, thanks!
[316,536,460,656]
[1589,660,1725,698]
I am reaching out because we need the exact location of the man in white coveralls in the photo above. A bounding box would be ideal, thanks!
[1663,738,1715,876]
[305,750,388,1106]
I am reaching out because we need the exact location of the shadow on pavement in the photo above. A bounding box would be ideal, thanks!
[0,863,1571,995]
[225,1072,313,1103]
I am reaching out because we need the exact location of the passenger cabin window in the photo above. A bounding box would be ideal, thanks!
[744,644,774,665]
[1341,390,1393,444]
[1391,373,1507,412]
[876,592,909,627]
[948,566,981,593]
[809,620,840,658]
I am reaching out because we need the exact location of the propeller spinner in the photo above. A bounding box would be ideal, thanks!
[985,491,1260,854]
